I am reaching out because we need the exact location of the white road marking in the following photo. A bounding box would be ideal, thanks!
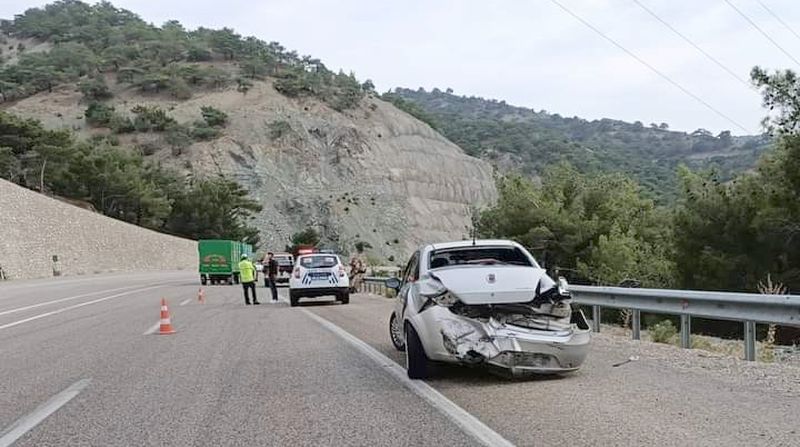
[301,309,516,447]
[0,285,142,317]
[179,298,192,306]
[143,322,161,335]
[0,378,91,447]
[0,285,166,331]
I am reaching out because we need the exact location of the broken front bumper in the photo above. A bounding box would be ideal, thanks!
[418,308,591,376]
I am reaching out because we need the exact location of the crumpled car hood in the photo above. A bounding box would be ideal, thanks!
[428,266,555,305]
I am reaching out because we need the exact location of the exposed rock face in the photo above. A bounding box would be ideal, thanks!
[6,79,497,259]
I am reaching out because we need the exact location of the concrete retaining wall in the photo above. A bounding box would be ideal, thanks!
[0,179,197,280]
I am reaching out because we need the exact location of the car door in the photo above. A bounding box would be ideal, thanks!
[395,250,420,321]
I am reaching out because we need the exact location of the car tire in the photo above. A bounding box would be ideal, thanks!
[389,313,405,352]
[201,276,207,286]
[339,292,350,304]
[405,323,431,379]
[289,292,299,307]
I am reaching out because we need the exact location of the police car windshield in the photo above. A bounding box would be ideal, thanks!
[300,255,338,269]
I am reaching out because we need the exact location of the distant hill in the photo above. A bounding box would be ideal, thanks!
[390,88,771,202]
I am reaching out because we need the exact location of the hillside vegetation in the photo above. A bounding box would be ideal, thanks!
[0,1,493,257]
[0,0,368,108]
[391,88,770,202]
[476,67,800,298]
[0,0,377,248]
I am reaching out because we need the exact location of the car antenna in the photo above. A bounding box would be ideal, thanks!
[471,227,476,246]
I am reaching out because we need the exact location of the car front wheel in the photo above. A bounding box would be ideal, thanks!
[405,323,431,379]
[389,313,405,351]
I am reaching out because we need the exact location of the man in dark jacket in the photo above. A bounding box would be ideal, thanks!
[263,252,279,302]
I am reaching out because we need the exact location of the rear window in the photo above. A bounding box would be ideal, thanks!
[299,255,339,269]
[275,256,293,265]
[428,246,534,269]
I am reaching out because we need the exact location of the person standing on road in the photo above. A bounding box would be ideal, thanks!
[238,254,260,305]
[349,254,366,293]
[263,252,279,302]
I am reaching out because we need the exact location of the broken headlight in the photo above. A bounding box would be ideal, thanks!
[557,276,570,297]
[427,291,460,307]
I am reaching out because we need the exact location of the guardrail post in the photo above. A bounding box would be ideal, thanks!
[631,309,641,340]
[591,306,601,333]
[680,315,691,349]
[744,321,756,361]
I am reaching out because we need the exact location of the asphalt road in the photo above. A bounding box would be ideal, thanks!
[1,272,798,446]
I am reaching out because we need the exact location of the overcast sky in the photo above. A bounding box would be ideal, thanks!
[4,0,800,135]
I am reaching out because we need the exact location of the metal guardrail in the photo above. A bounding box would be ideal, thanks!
[359,277,390,295]
[357,277,800,361]
[569,285,800,361]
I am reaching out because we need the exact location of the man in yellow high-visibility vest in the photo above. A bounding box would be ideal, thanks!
[238,254,260,305]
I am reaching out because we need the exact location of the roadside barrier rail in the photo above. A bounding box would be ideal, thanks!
[358,277,800,361]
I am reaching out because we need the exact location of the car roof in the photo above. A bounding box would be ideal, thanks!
[428,239,519,251]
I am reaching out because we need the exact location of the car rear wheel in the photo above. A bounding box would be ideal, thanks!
[389,313,405,351]
[289,291,299,307]
[405,323,431,379]
[339,292,350,304]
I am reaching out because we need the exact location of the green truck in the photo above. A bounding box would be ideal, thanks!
[198,240,253,285]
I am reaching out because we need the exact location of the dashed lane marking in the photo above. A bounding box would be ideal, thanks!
[0,285,167,331]
[0,378,91,447]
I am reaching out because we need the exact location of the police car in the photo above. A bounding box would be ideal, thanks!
[288,253,350,306]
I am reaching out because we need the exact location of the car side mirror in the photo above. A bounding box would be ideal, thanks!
[385,277,401,291]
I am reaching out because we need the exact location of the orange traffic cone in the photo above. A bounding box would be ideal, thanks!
[158,298,176,335]
[198,288,205,304]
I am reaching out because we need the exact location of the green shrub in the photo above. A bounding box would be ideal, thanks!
[191,121,221,140]
[268,120,291,139]
[165,124,193,154]
[84,102,115,127]
[649,320,677,344]
[79,77,112,100]
[131,105,176,132]
[168,78,192,100]
[109,114,134,133]
[187,46,212,62]
[200,106,228,127]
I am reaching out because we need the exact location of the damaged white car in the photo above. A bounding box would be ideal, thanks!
[386,240,591,379]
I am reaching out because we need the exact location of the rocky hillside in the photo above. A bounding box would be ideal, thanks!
[5,78,495,258]
[0,1,495,258]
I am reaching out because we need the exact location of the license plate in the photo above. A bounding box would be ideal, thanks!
[310,272,328,278]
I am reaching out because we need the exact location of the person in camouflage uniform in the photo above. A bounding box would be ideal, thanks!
[349,253,366,293]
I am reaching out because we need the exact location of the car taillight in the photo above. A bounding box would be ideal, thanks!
[338,266,346,277]
[293,267,300,279]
